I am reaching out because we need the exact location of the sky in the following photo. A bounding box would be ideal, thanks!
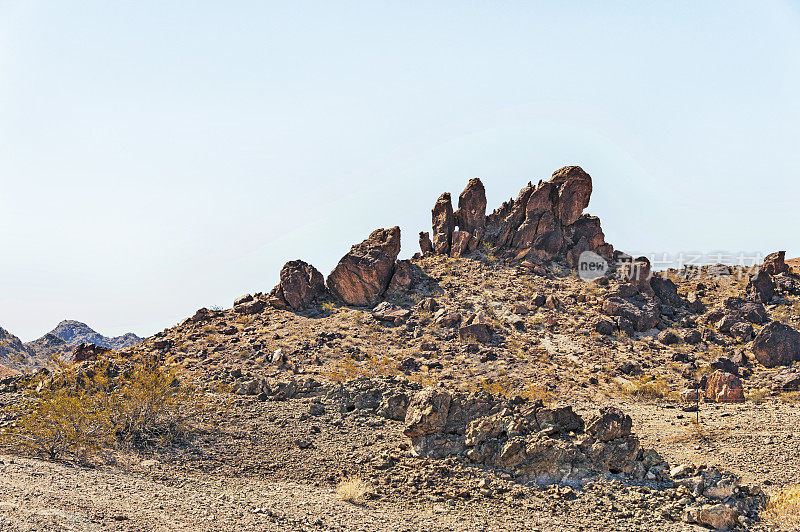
[1,1,799,341]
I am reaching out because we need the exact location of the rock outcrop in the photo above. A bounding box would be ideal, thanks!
[431,193,455,255]
[762,251,788,275]
[752,321,800,368]
[403,389,663,483]
[424,166,612,263]
[327,227,402,306]
[269,260,326,311]
[71,343,112,364]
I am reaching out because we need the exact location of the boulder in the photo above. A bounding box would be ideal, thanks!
[453,178,487,236]
[459,323,492,344]
[386,259,412,295]
[657,330,680,345]
[747,270,775,303]
[327,227,401,306]
[586,407,632,442]
[432,193,455,255]
[601,297,660,332]
[372,302,411,322]
[269,260,326,311]
[762,251,788,275]
[594,318,615,336]
[773,370,800,391]
[705,371,744,403]
[752,321,800,367]
[418,232,434,256]
[682,329,702,344]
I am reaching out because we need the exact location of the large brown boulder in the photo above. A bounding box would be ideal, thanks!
[431,193,454,255]
[752,321,800,367]
[454,178,487,236]
[704,370,744,403]
[327,227,401,306]
[269,260,326,311]
[762,251,788,275]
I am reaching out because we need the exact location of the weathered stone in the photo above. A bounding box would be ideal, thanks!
[550,165,593,226]
[657,330,680,345]
[762,250,788,275]
[372,302,411,322]
[269,260,326,311]
[454,178,487,236]
[459,323,492,344]
[595,318,615,336]
[752,321,800,367]
[747,270,775,302]
[386,259,412,295]
[418,231,434,256]
[705,370,744,403]
[327,227,401,306]
[586,407,632,442]
[773,370,800,391]
[432,193,455,255]
[72,343,111,363]
[450,230,471,258]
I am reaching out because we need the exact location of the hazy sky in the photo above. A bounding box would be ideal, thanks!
[1,1,799,341]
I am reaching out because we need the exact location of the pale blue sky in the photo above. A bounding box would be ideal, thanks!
[1,1,799,341]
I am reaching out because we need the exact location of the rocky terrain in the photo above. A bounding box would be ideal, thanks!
[1,166,799,530]
[0,321,142,373]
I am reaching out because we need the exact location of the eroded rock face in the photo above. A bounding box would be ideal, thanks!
[454,178,487,236]
[752,321,800,368]
[429,166,612,262]
[418,231,434,256]
[747,271,775,302]
[431,193,455,255]
[327,227,402,306]
[704,370,744,403]
[269,260,326,311]
[403,389,656,483]
[762,251,788,275]
[71,343,112,363]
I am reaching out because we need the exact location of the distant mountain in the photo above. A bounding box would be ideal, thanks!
[42,320,142,351]
[0,320,145,373]
[0,327,43,373]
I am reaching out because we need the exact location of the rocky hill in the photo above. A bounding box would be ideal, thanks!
[1,165,799,530]
[43,320,142,350]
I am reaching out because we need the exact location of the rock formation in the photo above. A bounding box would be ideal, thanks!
[431,193,455,255]
[269,260,326,311]
[327,226,402,306]
[424,166,613,263]
[762,251,788,275]
[752,321,800,368]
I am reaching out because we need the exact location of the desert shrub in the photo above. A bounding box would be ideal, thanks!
[766,484,800,528]
[617,375,673,400]
[2,356,202,461]
[336,477,370,503]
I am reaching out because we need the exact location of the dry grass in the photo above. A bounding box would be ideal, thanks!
[766,484,800,528]
[336,477,370,504]
[616,375,674,401]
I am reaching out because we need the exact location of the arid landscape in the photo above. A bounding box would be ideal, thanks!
[1,166,800,530]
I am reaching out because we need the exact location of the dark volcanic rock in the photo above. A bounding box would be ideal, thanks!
[418,231,434,256]
[454,178,487,236]
[327,227,402,306]
[269,260,326,311]
[431,193,455,255]
[747,271,775,303]
[762,251,788,276]
[752,321,800,368]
